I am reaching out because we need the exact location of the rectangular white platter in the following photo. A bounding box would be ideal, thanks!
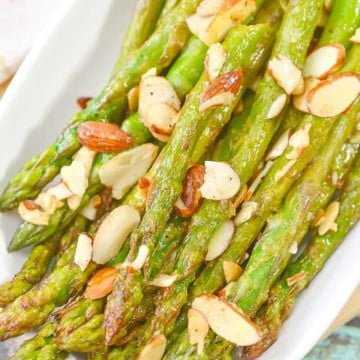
[0,0,359,359]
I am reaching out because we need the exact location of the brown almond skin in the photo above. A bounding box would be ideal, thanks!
[84,266,119,300]
[78,121,133,152]
[200,69,244,105]
[23,200,38,210]
[77,97,93,109]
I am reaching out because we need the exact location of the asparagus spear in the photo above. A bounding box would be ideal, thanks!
[112,0,167,73]
[9,35,207,251]
[0,0,201,211]
[0,216,87,307]
[105,19,274,344]
[244,153,360,359]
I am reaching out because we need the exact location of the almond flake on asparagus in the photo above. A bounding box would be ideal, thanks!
[149,274,178,288]
[84,266,119,300]
[130,245,150,270]
[306,73,360,117]
[200,161,240,200]
[274,159,297,182]
[74,233,93,271]
[266,94,288,119]
[288,241,298,255]
[223,261,243,283]
[206,220,235,261]
[268,55,303,95]
[350,28,360,44]
[196,0,226,17]
[248,161,273,195]
[81,194,102,220]
[266,130,291,161]
[293,77,320,113]
[192,294,262,346]
[99,143,159,199]
[188,308,209,355]
[316,201,340,236]
[205,43,227,81]
[303,43,346,79]
[138,334,167,360]
[127,86,139,112]
[234,201,258,225]
[92,205,140,264]
[286,123,311,159]
[286,271,307,286]
[199,69,243,111]
[67,195,82,211]
[47,182,73,200]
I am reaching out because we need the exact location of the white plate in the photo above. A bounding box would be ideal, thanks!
[0,1,359,359]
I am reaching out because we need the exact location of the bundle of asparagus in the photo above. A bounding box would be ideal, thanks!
[1,0,359,359]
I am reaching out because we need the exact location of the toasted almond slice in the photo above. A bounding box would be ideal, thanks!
[73,146,96,176]
[288,241,298,255]
[147,103,179,142]
[286,123,311,159]
[192,294,262,346]
[74,233,93,271]
[81,195,102,220]
[287,271,307,286]
[35,193,63,214]
[127,86,139,112]
[131,245,150,270]
[139,76,181,123]
[303,44,346,79]
[47,182,73,200]
[274,159,296,182]
[99,143,159,199]
[200,161,240,200]
[92,205,140,264]
[199,69,243,112]
[266,94,288,119]
[306,73,360,117]
[266,130,291,161]
[205,43,227,81]
[223,261,243,283]
[138,334,167,360]
[78,122,133,153]
[234,201,258,225]
[61,161,88,197]
[142,67,157,79]
[350,28,360,44]
[149,274,178,288]
[293,77,321,113]
[197,0,226,16]
[188,308,209,355]
[67,195,82,211]
[18,202,49,226]
[204,0,257,45]
[268,55,303,95]
[84,266,119,299]
[317,201,340,236]
[206,221,234,261]
[186,13,215,45]
[248,161,273,195]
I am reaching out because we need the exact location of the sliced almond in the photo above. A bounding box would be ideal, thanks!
[205,43,227,81]
[266,94,288,119]
[316,201,340,236]
[78,122,133,153]
[147,103,179,142]
[131,245,150,270]
[287,271,307,286]
[303,44,346,79]
[67,195,82,211]
[268,55,303,95]
[74,233,93,271]
[223,261,243,283]
[206,220,234,261]
[127,86,139,112]
[196,0,226,16]
[293,77,321,113]
[234,201,258,225]
[192,294,262,346]
[306,73,360,117]
[142,67,157,79]
[99,143,159,199]
[200,161,240,200]
[288,241,298,255]
[149,274,178,288]
[81,195,102,220]
[92,205,140,264]
[274,159,296,182]
[199,69,243,112]
[73,146,96,176]
[186,13,215,45]
[139,76,181,124]
[137,334,167,360]
[18,202,50,226]
[47,182,73,200]
[248,161,273,195]
[350,28,360,44]
[188,308,209,355]
[286,123,311,159]
[175,164,205,217]
[266,130,291,161]
[84,266,119,300]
